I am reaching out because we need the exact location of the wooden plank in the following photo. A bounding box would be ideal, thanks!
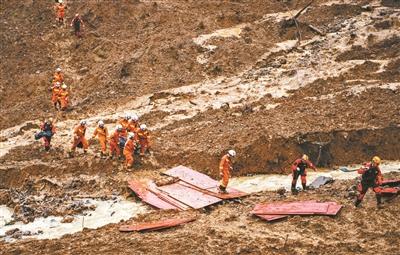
[119,218,196,232]
[157,181,222,209]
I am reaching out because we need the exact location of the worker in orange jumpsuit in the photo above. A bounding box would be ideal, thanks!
[54,0,66,25]
[355,156,383,207]
[109,125,123,159]
[137,124,151,156]
[123,133,137,168]
[51,82,61,110]
[218,150,236,193]
[58,84,69,111]
[92,120,108,158]
[291,154,317,193]
[53,67,64,84]
[118,114,131,132]
[127,114,140,133]
[69,120,88,156]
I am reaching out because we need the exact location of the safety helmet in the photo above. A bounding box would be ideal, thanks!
[128,132,135,139]
[75,13,79,17]
[116,124,123,131]
[55,82,61,87]
[372,156,381,165]
[80,120,87,126]
[131,114,139,121]
[228,150,236,157]
[56,67,62,72]
[124,114,131,120]
[98,120,104,127]
[48,117,53,123]
[140,124,147,130]
[302,154,309,161]
[61,84,67,89]
[59,0,63,3]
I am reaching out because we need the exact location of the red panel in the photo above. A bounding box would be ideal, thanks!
[255,214,288,222]
[205,187,248,199]
[164,165,218,189]
[382,179,400,186]
[119,218,196,232]
[251,201,341,216]
[381,187,400,194]
[325,203,342,215]
[128,180,179,210]
[157,181,222,209]
[147,182,190,211]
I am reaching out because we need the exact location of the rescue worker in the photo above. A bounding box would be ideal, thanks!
[291,154,317,193]
[92,120,108,158]
[58,84,69,111]
[70,120,88,156]
[70,13,84,38]
[109,125,123,159]
[123,133,137,168]
[53,67,64,84]
[218,150,236,193]
[54,0,66,25]
[127,114,140,133]
[35,118,56,151]
[51,82,61,110]
[118,114,131,132]
[354,156,383,208]
[137,124,151,156]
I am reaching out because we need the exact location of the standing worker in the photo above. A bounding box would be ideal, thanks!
[109,125,123,159]
[70,13,84,38]
[354,156,383,208]
[92,120,108,158]
[35,118,56,152]
[53,67,64,84]
[291,154,317,194]
[58,84,69,111]
[127,114,140,133]
[123,133,137,169]
[69,120,88,156]
[218,150,236,193]
[50,82,61,110]
[54,0,66,25]
[137,124,151,156]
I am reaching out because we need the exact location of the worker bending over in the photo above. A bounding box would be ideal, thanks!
[35,118,56,152]
[355,156,383,208]
[69,120,88,156]
[218,150,236,193]
[291,154,317,193]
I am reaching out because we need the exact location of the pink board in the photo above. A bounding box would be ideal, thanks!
[128,180,180,210]
[157,181,222,209]
[164,165,219,189]
[147,182,191,211]
[251,201,342,216]
[255,214,288,222]
[119,217,196,232]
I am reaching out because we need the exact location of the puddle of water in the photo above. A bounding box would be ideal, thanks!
[230,161,400,193]
[0,198,149,242]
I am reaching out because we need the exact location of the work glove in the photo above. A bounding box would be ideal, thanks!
[296,167,300,172]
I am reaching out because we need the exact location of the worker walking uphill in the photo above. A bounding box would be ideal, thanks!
[70,13,84,38]
[354,156,383,208]
[69,120,88,156]
[123,133,137,168]
[54,0,66,25]
[291,154,317,194]
[58,84,69,111]
[53,67,64,84]
[92,120,108,158]
[35,118,56,151]
[109,125,123,159]
[51,82,61,110]
[137,124,151,156]
[218,150,236,193]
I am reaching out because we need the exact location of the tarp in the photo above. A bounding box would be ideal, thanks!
[119,217,196,232]
[309,176,333,189]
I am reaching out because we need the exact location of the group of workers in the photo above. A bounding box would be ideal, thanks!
[219,151,384,207]
[54,0,85,37]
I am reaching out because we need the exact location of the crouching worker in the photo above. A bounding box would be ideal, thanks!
[218,150,236,194]
[35,118,56,151]
[123,133,137,169]
[69,120,88,156]
[291,154,317,194]
[355,156,383,208]
[92,120,108,158]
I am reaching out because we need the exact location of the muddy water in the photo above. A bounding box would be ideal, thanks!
[229,161,400,193]
[0,198,149,242]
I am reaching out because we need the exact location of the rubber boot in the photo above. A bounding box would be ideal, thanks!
[291,183,297,195]
[354,199,362,207]
[302,183,308,191]
[218,185,227,194]
[376,195,383,209]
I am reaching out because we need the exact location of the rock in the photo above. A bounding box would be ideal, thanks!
[277,187,286,195]
[79,67,89,74]
[0,189,10,204]
[220,102,230,111]
[5,228,19,236]
[61,216,74,223]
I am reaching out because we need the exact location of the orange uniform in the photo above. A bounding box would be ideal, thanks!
[58,89,69,110]
[137,129,151,156]
[51,85,61,105]
[118,119,130,131]
[71,124,88,151]
[127,120,139,133]
[55,4,66,19]
[109,130,121,157]
[219,154,232,188]
[53,72,64,83]
[123,139,136,168]
[92,126,108,154]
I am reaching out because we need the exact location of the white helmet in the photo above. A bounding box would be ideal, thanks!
[124,114,131,120]
[56,67,62,72]
[128,132,135,139]
[80,120,87,126]
[98,120,104,127]
[116,124,123,131]
[61,84,67,89]
[55,82,61,87]
[131,114,139,121]
[140,124,147,130]
[59,0,63,3]
[228,150,236,157]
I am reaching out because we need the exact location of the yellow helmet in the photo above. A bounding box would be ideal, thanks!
[372,156,381,165]
[302,154,309,161]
